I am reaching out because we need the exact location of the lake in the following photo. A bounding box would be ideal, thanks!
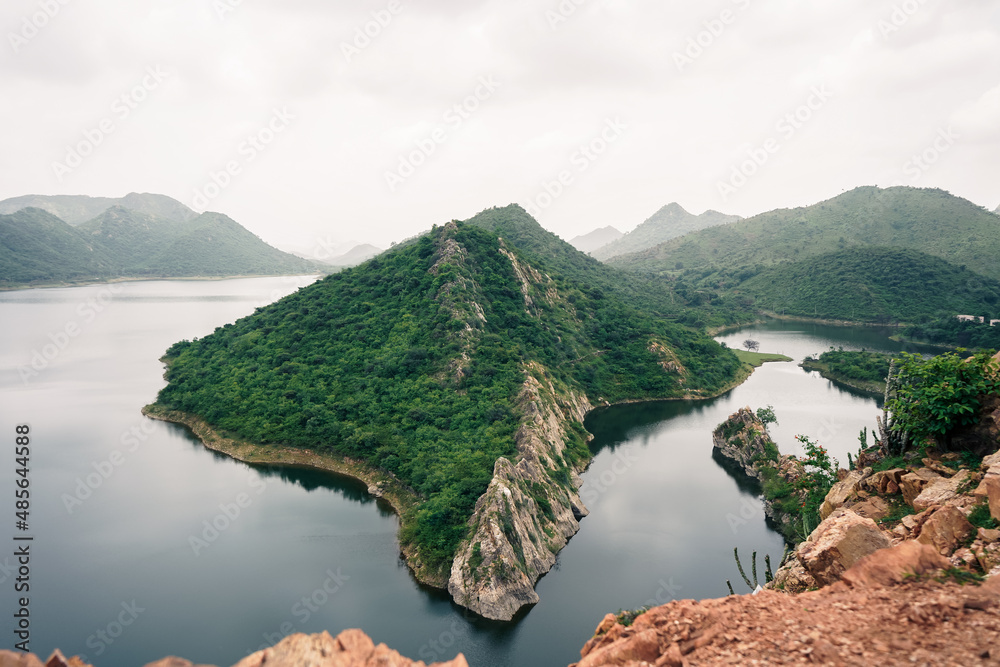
[0,279,913,666]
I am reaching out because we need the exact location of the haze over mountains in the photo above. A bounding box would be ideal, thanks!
[0,193,319,286]
[590,203,740,261]
[568,226,623,254]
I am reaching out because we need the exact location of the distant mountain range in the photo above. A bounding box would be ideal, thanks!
[591,203,740,261]
[0,192,198,226]
[607,187,1000,281]
[568,226,623,254]
[0,193,320,287]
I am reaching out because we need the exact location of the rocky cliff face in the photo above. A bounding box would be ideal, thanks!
[448,361,593,620]
[712,407,806,538]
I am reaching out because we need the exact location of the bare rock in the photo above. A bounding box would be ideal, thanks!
[233,630,467,667]
[900,468,944,508]
[921,458,957,477]
[849,495,892,522]
[448,362,594,621]
[841,541,950,588]
[980,527,1000,543]
[973,540,1000,574]
[765,558,817,593]
[951,547,980,570]
[984,474,1000,522]
[0,653,93,667]
[912,469,972,512]
[819,467,871,520]
[796,509,892,586]
[915,506,975,556]
[144,658,214,667]
[0,652,45,667]
[866,468,905,495]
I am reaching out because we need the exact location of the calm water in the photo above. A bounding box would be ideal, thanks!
[1,280,902,666]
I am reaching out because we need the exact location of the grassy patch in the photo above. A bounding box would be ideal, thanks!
[614,607,650,627]
[878,497,916,525]
[969,502,999,530]
[733,350,794,367]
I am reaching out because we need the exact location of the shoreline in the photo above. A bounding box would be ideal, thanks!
[141,354,772,603]
[799,360,885,397]
[140,404,450,589]
[0,272,326,292]
[709,313,911,335]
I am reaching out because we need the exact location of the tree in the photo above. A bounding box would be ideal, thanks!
[756,405,777,429]
[743,339,760,352]
[887,350,1000,450]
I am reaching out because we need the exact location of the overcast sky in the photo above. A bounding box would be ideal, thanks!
[1,0,998,255]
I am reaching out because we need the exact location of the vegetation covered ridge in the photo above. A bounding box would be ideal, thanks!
[801,349,893,396]
[148,209,742,598]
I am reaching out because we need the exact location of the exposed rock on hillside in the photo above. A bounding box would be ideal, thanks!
[712,407,806,539]
[448,362,593,620]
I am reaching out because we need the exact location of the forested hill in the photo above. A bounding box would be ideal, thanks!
[736,247,1000,323]
[150,213,741,573]
[0,203,318,286]
[607,187,1000,281]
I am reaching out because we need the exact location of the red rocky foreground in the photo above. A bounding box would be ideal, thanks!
[3,546,999,666]
[574,543,1000,666]
[0,630,468,667]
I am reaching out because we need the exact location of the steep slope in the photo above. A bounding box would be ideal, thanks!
[736,247,1000,323]
[147,212,742,619]
[1,201,319,285]
[609,187,1000,281]
[76,206,180,268]
[0,192,197,225]
[569,226,623,254]
[142,212,318,276]
[0,208,117,284]
[0,194,120,225]
[592,203,740,261]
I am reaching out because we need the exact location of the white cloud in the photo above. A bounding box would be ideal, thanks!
[0,0,997,248]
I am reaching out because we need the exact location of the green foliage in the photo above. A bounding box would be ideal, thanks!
[901,316,1000,351]
[878,498,917,525]
[756,405,777,428]
[968,502,999,530]
[887,351,1000,449]
[734,247,1000,324]
[469,542,484,572]
[613,607,650,627]
[152,216,743,572]
[802,348,893,395]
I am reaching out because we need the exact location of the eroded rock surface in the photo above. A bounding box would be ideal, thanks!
[447,362,594,620]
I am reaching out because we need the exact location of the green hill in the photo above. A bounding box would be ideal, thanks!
[0,192,197,225]
[608,187,1000,281]
[148,211,741,577]
[592,203,740,261]
[735,247,1000,323]
[1,201,319,286]
[0,208,117,283]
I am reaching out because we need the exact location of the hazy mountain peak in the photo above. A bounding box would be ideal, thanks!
[591,204,740,261]
[568,226,624,254]
[0,192,197,226]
